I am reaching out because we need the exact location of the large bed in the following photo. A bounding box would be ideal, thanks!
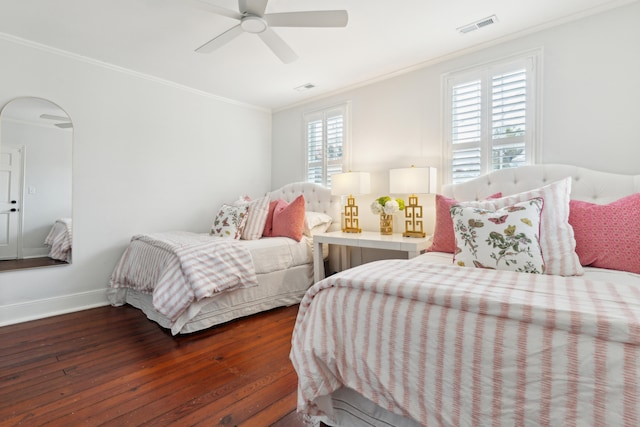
[108,182,341,335]
[291,164,640,427]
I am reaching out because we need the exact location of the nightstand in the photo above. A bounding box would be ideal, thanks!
[313,231,431,282]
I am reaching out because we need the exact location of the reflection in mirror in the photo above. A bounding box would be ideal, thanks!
[0,97,72,272]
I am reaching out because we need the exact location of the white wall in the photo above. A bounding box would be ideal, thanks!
[272,2,640,232]
[0,36,272,325]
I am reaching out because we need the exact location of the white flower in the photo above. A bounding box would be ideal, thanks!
[370,201,383,215]
[383,200,400,215]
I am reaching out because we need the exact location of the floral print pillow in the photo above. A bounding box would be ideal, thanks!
[210,204,249,239]
[451,197,545,274]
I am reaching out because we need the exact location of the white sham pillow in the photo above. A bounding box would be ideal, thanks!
[451,198,545,274]
[303,211,333,236]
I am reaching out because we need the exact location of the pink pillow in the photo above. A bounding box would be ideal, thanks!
[272,195,306,241]
[262,200,280,237]
[569,194,640,274]
[427,192,502,254]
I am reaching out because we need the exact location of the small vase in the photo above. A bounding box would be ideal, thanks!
[379,214,393,235]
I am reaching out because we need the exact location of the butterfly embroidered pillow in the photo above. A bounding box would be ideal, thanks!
[459,177,582,276]
[451,197,545,274]
[210,204,249,239]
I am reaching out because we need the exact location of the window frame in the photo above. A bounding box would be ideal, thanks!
[303,102,351,188]
[442,50,541,185]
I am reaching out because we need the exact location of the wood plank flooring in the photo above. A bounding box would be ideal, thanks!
[0,257,68,272]
[0,304,309,426]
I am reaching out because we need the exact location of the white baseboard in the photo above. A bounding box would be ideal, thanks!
[0,289,110,327]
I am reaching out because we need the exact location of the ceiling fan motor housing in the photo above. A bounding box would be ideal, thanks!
[241,15,268,33]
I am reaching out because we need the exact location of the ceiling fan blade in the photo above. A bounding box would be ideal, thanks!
[55,123,73,129]
[265,10,348,27]
[238,0,268,16]
[195,24,244,53]
[183,0,242,20]
[257,28,298,64]
[40,113,69,121]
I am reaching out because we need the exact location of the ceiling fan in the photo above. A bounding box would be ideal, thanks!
[191,0,348,63]
[40,114,73,129]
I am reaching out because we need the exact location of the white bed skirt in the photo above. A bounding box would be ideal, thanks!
[108,263,312,334]
[309,387,422,427]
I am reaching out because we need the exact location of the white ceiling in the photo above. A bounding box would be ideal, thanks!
[0,0,634,110]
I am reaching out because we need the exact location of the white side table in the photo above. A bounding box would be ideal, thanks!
[313,231,431,282]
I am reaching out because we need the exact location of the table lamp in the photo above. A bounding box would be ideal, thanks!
[389,165,437,238]
[331,171,371,233]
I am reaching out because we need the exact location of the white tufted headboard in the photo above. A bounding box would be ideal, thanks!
[442,164,640,204]
[268,182,342,232]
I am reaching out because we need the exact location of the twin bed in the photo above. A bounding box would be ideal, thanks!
[108,182,341,335]
[290,164,640,427]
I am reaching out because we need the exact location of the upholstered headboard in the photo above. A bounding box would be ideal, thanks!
[442,164,640,204]
[268,182,342,232]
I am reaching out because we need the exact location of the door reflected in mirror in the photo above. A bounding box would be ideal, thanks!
[0,97,72,272]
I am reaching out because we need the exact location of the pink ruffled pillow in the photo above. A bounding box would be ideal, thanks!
[272,195,306,242]
[569,193,640,274]
[427,192,502,254]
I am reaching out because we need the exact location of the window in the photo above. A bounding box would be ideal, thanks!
[304,103,349,188]
[444,52,539,184]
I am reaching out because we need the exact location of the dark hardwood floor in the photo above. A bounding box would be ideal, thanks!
[0,257,68,272]
[0,304,309,426]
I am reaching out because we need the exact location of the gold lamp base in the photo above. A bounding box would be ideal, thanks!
[342,194,362,233]
[402,194,426,238]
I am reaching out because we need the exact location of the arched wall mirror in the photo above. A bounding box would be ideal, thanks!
[0,97,73,271]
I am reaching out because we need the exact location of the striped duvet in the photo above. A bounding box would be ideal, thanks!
[109,231,257,322]
[291,258,640,426]
[44,218,72,261]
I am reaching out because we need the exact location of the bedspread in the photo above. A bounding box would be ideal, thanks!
[44,218,72,261]
[110,231,258,321]
[291,259,640,426]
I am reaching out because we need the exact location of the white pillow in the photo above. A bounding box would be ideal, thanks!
[233,196,270,240]
[460,177,583,276]
[210,204,248,239]
[451,198,545,273]
[303,211,333,236]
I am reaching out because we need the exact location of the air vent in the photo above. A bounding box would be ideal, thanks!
[457,15,498,34]
[294,83,316,92]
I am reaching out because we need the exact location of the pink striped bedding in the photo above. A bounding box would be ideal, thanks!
[291,258,640,426]
[44,218,72,262]
[109,231,258,322]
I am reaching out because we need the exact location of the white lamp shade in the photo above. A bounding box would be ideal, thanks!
[331,171,371,196]
[389,166,437,194]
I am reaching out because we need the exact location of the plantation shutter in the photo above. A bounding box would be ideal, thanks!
[446,54,536,184]
[306,114,324,185]
[304,104,347,188]
[451,79,483,183]
[491,68,527,171]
